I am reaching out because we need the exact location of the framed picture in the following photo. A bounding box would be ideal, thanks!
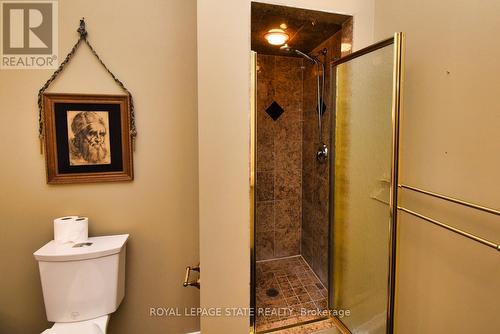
[43,93,134,184]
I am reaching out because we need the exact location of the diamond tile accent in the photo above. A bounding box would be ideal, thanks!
[266,101,285,120]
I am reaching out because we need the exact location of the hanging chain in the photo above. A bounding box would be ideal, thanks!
[37,18,136,154]
[83,38,136,139]
[37,37,83,153]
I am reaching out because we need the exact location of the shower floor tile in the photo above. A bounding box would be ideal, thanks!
[255,256,329,333]
[270,318,339,334]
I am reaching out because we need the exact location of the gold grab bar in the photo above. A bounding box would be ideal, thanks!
[183,264,200,289]
[398,206,500,251]
[399,184,500,217]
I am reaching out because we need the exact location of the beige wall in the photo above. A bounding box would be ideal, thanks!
[375,1,500,333]
[197,1,251,332]
[197,1,374,333]
[0,1,199,333]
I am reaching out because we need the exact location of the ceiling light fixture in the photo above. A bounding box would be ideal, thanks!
[264,28,289,46]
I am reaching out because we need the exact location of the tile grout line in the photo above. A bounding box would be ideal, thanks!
[256,254,302,264]
[300,255,326,291]
[298,256,328,311]
[272,55,277,261]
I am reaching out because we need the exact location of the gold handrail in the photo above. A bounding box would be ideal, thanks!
[398,206,500,251]
[399,184,500,217]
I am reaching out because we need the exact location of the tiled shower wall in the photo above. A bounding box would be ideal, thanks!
[256,18,352,276]
[256,55,303,260]
[302,25,348,286]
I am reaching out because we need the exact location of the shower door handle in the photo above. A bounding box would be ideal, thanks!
[183,264,200,289]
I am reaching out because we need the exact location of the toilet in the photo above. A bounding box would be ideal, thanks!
[34,234,129,334]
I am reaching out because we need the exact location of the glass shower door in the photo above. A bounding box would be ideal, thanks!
[330,34,404,334]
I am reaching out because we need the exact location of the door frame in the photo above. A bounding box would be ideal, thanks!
[249,33,405,334]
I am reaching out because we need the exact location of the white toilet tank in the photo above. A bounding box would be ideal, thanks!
[34,234,129,323]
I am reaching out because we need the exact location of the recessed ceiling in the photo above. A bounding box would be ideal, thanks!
[251,2,352,57]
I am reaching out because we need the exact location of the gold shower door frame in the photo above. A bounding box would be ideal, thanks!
[250,50,257,334]
[249,32,405,334]
[328,33,405,334]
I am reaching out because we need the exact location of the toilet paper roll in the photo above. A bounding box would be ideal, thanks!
[71,217,89,243]
[54,216,89,244]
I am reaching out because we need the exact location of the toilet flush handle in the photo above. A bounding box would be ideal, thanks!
[183,264,200,289]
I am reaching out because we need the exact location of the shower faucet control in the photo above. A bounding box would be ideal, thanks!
[317,143,328,163]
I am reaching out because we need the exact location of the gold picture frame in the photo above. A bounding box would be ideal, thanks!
[43,93,134,184]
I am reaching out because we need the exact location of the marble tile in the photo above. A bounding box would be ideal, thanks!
[281,288,296,299]
[256,33,339,279]
[314,155,329,176]
[257,54,275,83]
[275,227,300,257]
[257,54,305,258]
[302,171,316,203]
[256,201,274,233]
[301,32,337,290]
[315,299,328,311]
[271,318,338,334]
[309,220,328,286]
[302,116,316,143]
[301,239,313,269]
[316,175,329,206]
[275,139,302,171]
[256,109,275,148]
[256,171,274,201]
[256,231,274,260]
[306,285,324,301]
[275,56,303,114]
[286,296,301,306]
[257,135,274,172]
[316,241,329,287]
[279,281,292,291]
[256,68,276,162]
[256,271,274,289]
[297,293,312,304]
[293,286,307,295]
[275,168,301,200]
[255,256,329,333]
[274,118,302,145]
[275,198,301,229]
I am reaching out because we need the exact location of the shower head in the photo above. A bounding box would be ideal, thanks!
[280,44,327,163]
[280,44,317,64]
[279,44,292,52]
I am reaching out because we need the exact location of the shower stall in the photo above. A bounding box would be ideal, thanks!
[251,3,404,334]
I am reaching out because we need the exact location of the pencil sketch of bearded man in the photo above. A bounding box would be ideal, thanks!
[67,111,111,165]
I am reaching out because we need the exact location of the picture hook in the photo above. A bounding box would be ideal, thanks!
[77,18,87,38]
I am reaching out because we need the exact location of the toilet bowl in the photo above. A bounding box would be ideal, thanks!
[34,235,129,334]
[42,315,108,334]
